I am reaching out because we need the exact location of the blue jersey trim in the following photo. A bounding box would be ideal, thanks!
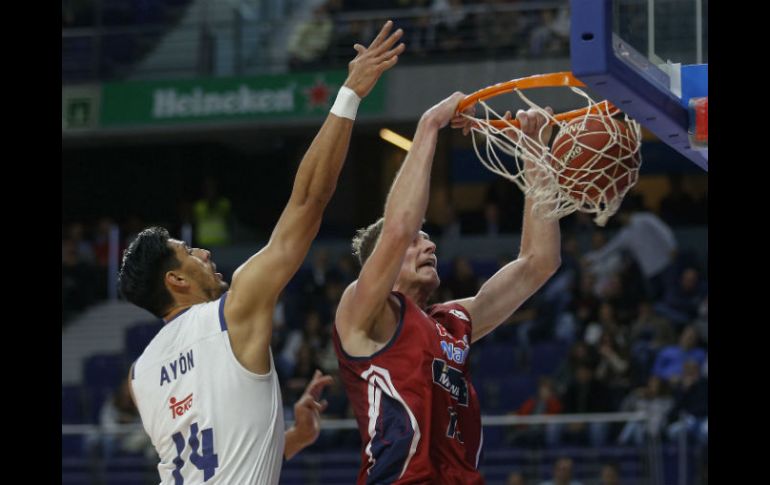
[338,292,406,361]
[218,291,229,332]
[164,307,191,325]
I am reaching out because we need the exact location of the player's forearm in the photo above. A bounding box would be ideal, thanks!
[283,426,308,461]
[519,193,561,275]
[382,117,439,238]
[290,114,354,208]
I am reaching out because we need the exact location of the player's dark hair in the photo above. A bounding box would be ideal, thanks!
[118,227,181,318]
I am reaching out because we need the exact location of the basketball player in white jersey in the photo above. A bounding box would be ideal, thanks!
[117,21,405,485]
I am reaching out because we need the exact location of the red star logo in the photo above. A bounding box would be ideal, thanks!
[304,78,332,110]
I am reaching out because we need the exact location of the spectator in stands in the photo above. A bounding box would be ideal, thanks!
[92,217,117,268]
[630,300,675,350]
[298,248,333,311]
[584,231,623,298]
[432,0,475,52]
[628,300,675,387]
[583,302,624,348]
[583,201,677,300]
[569,271,601,335]
[598,462,622,485]
[528,6,570,57]
[507,471,528,485]
[553,341,598,396]
[332,253,358,286]
[66,222,96,264]
[193,177,232,247]
[316,327,340,375]
[654,265,707,329]
[287,0,334,70]
[595,331,631,410]
[652,325,706,385]
[666,359,708,445]
[476,0,525,54]
[539,456,584,485]
[62,236,97,324]
[285,342,323,403]
[93,380,152,459]
[601,252,647,326]
[558,364,612,446]
[659,173,699,226]
[617,376,674,445]
[280,309,327,377]
[508,376,562,447]
[327,5,374,64]
[91,217,119,298]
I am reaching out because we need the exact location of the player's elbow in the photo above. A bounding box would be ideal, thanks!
[544,254,561,276]
[543,255,561,280]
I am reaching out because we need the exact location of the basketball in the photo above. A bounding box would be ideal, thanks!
[550,115,641,206]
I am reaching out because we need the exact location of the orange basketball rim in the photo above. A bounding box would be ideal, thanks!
[457,72,621,129]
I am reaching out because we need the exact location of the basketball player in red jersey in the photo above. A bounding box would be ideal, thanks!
[332,94,562,484]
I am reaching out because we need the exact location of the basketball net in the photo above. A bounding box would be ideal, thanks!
[464,85,642,227]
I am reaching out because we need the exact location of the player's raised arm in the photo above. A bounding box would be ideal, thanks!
[451,108,562,343]
[336,92,466,348]
[224,21,405,373]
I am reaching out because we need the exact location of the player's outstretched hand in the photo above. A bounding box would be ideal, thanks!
[292,369,334,448]
[450,101,477,136]
[344,20,405,98]
[423,92,467,130]
[501,107,555,152]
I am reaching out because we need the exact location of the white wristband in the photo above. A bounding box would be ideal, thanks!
[330,86,361,121]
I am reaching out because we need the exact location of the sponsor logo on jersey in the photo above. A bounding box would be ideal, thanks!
[169,393,194,419]
[432,359,469,406]
[440,340,469,365]
[448,309,470,322]
[435,323,470,365]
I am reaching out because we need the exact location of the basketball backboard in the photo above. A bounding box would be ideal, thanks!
[570,0,708,171]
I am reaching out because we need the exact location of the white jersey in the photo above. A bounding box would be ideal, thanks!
[131,292,284,485]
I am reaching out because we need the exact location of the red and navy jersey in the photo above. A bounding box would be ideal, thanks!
[332,291,484,485]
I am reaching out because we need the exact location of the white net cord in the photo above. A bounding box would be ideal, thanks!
[464,87,642,226]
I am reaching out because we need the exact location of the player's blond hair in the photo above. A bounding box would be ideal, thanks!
[351,217,384,267]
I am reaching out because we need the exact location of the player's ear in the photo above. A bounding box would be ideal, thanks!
[165,270,189,291]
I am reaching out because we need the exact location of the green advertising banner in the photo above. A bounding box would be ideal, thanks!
[62,85,101,131]
[101,71,386,127]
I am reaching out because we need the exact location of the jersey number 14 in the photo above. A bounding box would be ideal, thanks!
[172,422,219,484]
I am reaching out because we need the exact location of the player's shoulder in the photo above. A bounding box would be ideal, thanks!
[137,299,223,367]
[427,301,471,323]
